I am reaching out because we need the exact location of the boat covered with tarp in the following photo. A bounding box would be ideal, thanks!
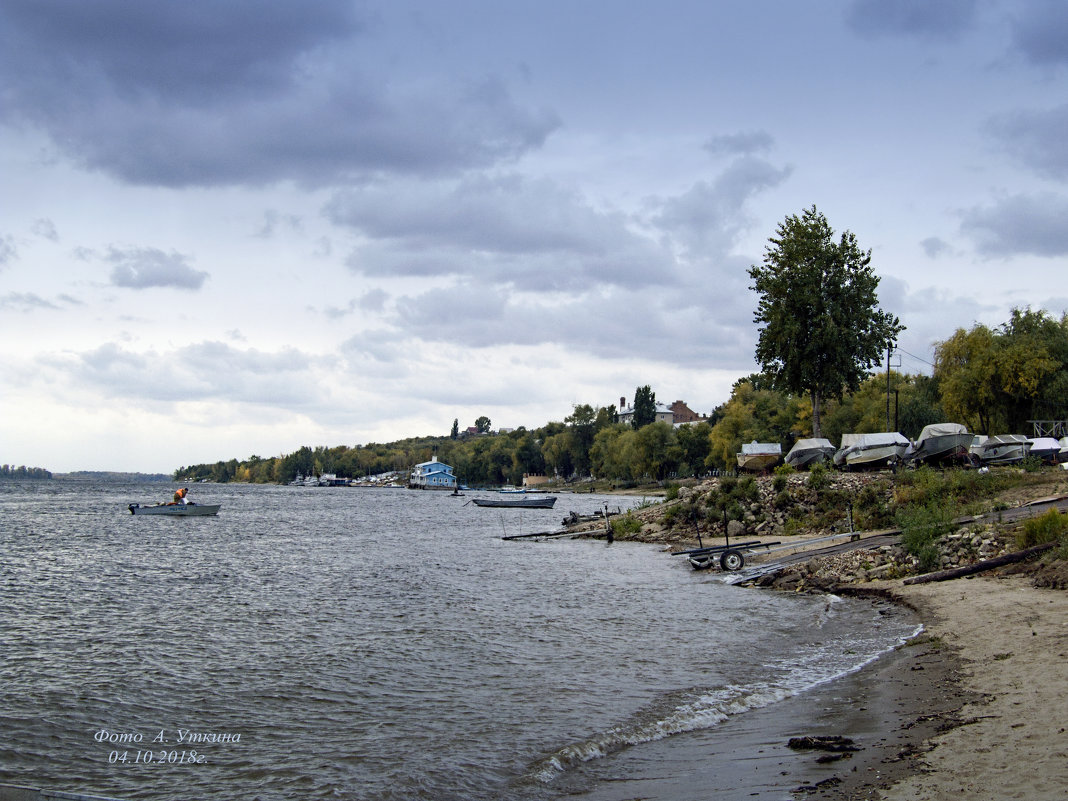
[784,437,836,468]
[976,434,1029,465]
[1026,437,1062,464]
[909,423,973,465]
[834,432,910,470]
[736,441,782,472]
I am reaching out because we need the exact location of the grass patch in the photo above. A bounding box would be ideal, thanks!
[896,499,959,573]
[610,510,644,538]
[1017,508,1068,549]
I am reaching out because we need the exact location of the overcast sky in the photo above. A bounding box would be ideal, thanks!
[2,0,1066,473]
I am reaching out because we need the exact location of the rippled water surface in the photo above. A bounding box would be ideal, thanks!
[0,480,918,800]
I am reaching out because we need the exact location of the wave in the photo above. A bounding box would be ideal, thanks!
[528,619,923,783]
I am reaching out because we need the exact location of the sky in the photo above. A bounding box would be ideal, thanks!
[2,0,1067,473]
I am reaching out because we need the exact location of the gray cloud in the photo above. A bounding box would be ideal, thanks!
[0,0,360,105]
[703,131,775,157]
[0,234,16,265]
[845,0,978,40]
[59,340,319,405]
[1008,0,1068,67]
[32,218,58,241]
[921,237,952,258]
[0,2,558,187]
[986,104,1068,181]
[961,192,1068,257]
[0,292,59,311]
[650,158,793,258]
[106,246,209,290]
[329,173,676,291]
[255,209,303,239]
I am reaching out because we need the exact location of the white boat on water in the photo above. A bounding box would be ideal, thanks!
[1060,437,1068,464]
[909,423,973,465]
[784,437,836,468]
[977,434,1029,465]
[1026,437,1062,464]
[128,502,221,516]
[834,432,910,470]
[736,441,782,472]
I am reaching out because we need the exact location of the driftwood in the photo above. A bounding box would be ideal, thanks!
[787,735,860,753]
[903,542,1055,585]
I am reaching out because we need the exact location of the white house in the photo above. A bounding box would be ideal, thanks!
[617,396,676,426]
[408,457,458,490]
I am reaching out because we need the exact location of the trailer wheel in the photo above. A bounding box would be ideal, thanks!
[720,550,744,571]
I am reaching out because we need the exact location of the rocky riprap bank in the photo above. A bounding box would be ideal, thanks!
[747,527,1014,592]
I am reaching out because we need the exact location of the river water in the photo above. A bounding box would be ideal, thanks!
[0,480,919,800]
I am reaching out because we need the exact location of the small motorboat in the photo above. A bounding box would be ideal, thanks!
[834,432,910,470]
[736,441,782,472]
[977,434,1029,466]
[1026,437,1062,464]
[472,496,557,509]
[784,437,836,468]
[909,423,973,465]
[128,502,221,516]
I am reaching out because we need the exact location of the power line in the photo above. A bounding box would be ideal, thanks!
[896,347,935,368]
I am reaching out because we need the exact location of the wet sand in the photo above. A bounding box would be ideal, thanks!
[554,603,966,800]
[557,573,1068,801]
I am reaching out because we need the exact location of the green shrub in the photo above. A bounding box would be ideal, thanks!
[738,476,759,502]
[896,500,957,571]
[774,463,796,476]
[772,474,788,493]
[774,490,792,509]
[665,484,680,501]
[661,504,682,526]
[611,511,643,538]
[1020,455,1043,473]
[807,463,830,491]
[1017,508,1068,549]
[855,483,892,529]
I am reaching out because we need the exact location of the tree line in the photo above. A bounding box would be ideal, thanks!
[174,207,1066,487]
[0,465,53,480]
[174,307,1068,487]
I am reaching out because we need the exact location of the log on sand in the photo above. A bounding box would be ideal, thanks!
[903,542,1055,585]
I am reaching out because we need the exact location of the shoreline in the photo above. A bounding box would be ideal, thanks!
[874,574,1068,800]
[556,573,1066,801]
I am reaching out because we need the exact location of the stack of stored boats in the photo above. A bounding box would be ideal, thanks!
[746,422,1067,473]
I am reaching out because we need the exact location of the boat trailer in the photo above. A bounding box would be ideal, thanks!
[670,539,781,571]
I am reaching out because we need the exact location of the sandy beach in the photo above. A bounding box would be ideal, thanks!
[874,575,1068,801]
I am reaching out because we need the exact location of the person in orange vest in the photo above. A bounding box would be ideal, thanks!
[173,487,189,504]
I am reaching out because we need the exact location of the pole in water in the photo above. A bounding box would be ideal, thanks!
[604,503,613,543]
[723,508,730,549]
[693,508,703,548]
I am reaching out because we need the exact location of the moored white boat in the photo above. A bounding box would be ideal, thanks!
[471,495,557,509]
[834,432,910,470]
[909,423,973,465]
[1026,437,1062,464]
[784,437,836,468]
[736,441,782,472]
[128,502,221,516]
[977,434,1029,465]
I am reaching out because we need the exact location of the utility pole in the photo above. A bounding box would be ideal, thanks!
[886,343,892,431]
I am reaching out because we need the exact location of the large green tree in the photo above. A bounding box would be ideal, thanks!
[934,308,1068,434]
[631,385,657,429]
[748,206,903,438]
